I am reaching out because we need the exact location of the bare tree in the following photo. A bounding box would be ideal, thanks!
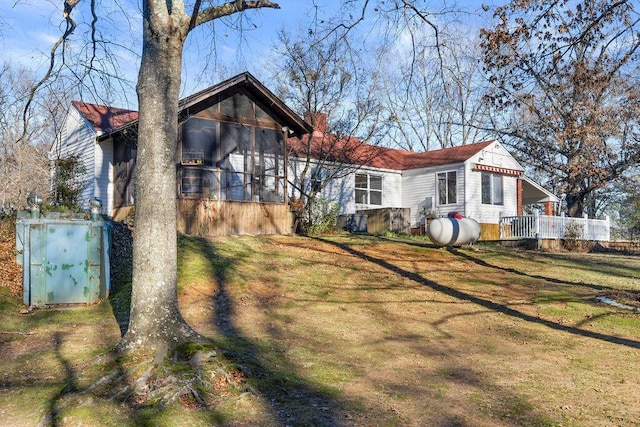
[31,1,280,355]
[127,0,281,353]
[379,27,492,150]
[0,64,64,209]
[481,0,640,217]
[268,27,385,233]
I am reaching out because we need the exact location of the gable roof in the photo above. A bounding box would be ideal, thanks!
[178,72,312,137]
[71,73,500,173]
[72,72,312,139]
[72,101,138,135]
[288,131,496,171]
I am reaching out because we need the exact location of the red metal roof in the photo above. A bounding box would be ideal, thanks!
[288,131,495,171]
[399,141,494,170]
[72,101,138,134]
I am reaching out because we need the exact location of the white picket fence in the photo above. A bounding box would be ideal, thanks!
[499,213,610,241]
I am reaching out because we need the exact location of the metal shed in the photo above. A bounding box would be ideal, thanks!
[16,212,111,307]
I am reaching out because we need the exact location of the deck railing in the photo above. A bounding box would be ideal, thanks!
[499,213,610,241]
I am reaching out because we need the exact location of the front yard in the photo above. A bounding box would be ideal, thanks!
[1,225,640,425]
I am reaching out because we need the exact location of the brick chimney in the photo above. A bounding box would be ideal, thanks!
[304,111,327,133]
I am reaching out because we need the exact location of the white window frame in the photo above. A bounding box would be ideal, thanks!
[355,173,383,205]
[437,171,457,205]
[481,172,504,206]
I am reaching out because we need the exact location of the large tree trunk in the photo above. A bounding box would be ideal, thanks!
[121,6,196,352]
[118,0,281,354]
[565,189,586,218]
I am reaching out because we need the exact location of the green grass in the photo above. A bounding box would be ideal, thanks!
[2,233,640,425]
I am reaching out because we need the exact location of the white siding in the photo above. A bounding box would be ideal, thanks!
[355,168,401,210]
[402,164,466,228]
[320,172,354,214]
[471,141,523,171]
[287,158,402,215]
[287,140,526,229]
[464,141,523,224]
[464,166,518,224]
[49,106,98,209]
[95,139,113,215]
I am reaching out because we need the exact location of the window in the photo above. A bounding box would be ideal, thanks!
[481,172,504,205]
[219,122,252,201]
[181,168,219,199]
[437,171,457,205]
[355,174,382,205]
[255,128,286,202]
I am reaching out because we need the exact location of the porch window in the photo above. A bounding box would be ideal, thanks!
[179,116,286,202]
[437,171,457,205]
[181,168,220,199]
[481,172,503,205]
[355,174,382,205]
[182,118,217,166]
[254,128,286,202]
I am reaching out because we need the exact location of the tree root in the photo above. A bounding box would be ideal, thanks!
[38,339,252,427]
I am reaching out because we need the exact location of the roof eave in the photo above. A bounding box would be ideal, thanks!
[521,175,560,203]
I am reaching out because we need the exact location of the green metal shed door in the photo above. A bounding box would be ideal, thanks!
[29,222,102,305]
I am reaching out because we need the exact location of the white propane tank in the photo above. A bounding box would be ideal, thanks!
[426,217,481,246]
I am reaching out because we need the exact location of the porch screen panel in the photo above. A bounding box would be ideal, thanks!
[220,93,253,119]
[255,128,285,202]
[220,122,252,201]
[181,168,203,194]
[182,118,217,166]
[181,168,219,198]
[113,141,136,207]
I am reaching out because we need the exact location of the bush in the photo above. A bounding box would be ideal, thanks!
[51,155,87,210]
[305,198,340,236]
[563,221,585,251]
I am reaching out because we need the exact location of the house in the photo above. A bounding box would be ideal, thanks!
[50,72,312,235]
[51,72,557,238]
[287,129,558,237]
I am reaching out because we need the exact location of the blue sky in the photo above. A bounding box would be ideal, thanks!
[0,0,347,106]
[0,0,491,108]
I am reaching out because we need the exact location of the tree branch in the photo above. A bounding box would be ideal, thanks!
[18,0,80,145]
[192,0,280,30]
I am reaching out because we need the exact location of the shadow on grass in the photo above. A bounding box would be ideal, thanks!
[319,237,640,350]
[41,325,164,426]
[44,332,78,427]
[109,221,134,336]
[186,236,351,426]
[103,231,347,425]
[382,236,637,294]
